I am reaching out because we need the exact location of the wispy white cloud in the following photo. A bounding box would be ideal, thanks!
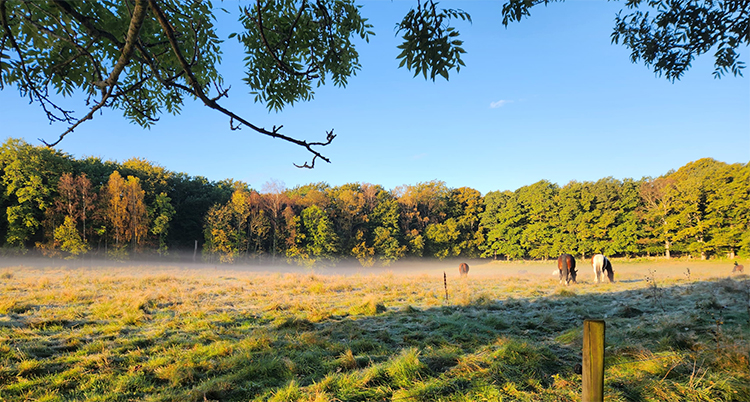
[490,99,513,108]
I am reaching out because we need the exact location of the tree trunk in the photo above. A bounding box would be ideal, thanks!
[665,240,671,259]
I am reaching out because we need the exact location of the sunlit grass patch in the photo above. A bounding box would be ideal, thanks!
[348,297,387,316]
[0,261,747,401]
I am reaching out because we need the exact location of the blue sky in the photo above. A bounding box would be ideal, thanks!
[1,1,748,194]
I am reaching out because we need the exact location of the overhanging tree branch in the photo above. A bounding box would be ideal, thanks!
[41,0,149,147]
[148,0,334,168]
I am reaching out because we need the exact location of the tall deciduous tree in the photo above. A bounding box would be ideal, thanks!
[124,175,149,248]
[296,205,338,265]
[103,171,148,250]
[104,171,128,247]
[247,190,271,260]
[447,187,485,257]
[704,163,746,258]
[669,158,724,259]
[262,179,288,264]
[371,189,406,265]
[203,203,236,263]
[54,172,96,247]
[0,138,70,246]
[151,192,175,255]
[480,190,527,260]
[639,175,678,258]
[518,180,559,259]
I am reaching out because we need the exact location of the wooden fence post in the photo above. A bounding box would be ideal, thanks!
[583,320,605,402]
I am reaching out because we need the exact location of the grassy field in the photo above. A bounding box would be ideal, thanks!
[0,258,748,401]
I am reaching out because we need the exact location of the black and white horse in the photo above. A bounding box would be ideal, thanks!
[592,254,615,283]
[557,254,577,285]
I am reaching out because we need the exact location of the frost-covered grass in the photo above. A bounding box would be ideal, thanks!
[0,259,748,401]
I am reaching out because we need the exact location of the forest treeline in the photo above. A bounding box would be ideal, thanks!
[1,138,748,265]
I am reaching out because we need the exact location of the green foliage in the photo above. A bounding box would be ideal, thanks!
[0,139,70,246]
[237,0,374,111]
[151,192,175,255]
[480,190,527,260]
[0,139,747,263]
[425,218,460,259]
[53,216,89,257]
[395,0,471,81]
[0,1,221,128]
[501,0,748,80]
[299,205,339,263]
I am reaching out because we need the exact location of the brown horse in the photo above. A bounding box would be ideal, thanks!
[733,261,744,273]
[459,263,469,277]
[557,254,577,285]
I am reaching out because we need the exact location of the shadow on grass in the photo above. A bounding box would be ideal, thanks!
[2,276,749,402]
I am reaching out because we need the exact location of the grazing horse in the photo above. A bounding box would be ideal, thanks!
[459,263,469,277]
[733,261,744,273]
[557,254,577,285]
[592,254,615,283]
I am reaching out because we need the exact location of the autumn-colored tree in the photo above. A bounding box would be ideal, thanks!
[103,171,148,251]
[104,171,128,247]
[247,190,271,260]
[262,180,289,264]
[203,204,235,263]
[55,172,97,246]
[329,183,367,254]
[447,187,484,257]
[124,176,148,248]
[396,180,450,256]
[228,186,252,254]
[351,229,375,267]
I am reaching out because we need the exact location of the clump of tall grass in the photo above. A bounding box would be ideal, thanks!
[348,297,386,316]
